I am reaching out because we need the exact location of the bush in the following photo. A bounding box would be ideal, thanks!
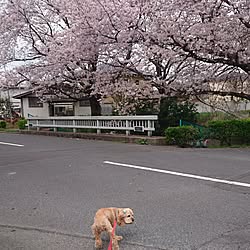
[17,118,27,130]
[165,126,200,147]
[208,119,250,145]
[0,120,7,129]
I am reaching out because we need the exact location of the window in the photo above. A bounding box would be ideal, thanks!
[28,97,43,108]
[54,103,74,116]
[79,99,90,107]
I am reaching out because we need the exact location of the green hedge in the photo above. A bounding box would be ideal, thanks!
[208,119,250,145]
[165,126,199,147]
[17,118,27,130]
[0,121,7,129]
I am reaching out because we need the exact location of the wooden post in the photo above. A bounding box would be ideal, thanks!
[147,120,152,136]
[126,120,130,136]
[36,120,40,131]
[73,119,76,133]
[53,120,56,132]
[97,120,101,134]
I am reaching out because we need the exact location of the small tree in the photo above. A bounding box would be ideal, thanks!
[158,97,198,133]
[0,97,12,119]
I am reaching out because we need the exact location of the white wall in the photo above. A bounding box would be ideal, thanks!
[196,100,250,113]
[21,98,113,117]
[74,102,91,116]
[22,97,49,118]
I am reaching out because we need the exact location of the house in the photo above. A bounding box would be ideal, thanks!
[13,90,113,118]
[195,73,250,113]
[196,97,250,113]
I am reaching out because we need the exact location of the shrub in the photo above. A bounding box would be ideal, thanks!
[17,118,27,130]
[0,120,7,129]
[165,126,200,147]
[208,119,250,145]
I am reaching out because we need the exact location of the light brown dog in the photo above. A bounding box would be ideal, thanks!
[91,207,134,249]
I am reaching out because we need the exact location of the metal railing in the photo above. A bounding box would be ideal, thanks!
[27,115,158,136]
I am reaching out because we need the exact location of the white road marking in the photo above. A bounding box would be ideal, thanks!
[8,172,16,175]
[0,141,24,147]
[104,161,250,188]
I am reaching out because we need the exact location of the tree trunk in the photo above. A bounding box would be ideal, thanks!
[89,96,101,116]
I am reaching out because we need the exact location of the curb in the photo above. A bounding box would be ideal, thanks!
[19,130,166,145]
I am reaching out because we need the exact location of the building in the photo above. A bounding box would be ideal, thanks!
[13,90,113,118]
[0,87,25,111]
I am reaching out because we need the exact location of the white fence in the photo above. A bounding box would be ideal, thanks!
[27,115,158,136]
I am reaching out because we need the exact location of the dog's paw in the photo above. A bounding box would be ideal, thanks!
[112,245,119,250]
[95,245,103,249]
[115,235,123,241]
[95,240,103,249]
[112,241,119,250]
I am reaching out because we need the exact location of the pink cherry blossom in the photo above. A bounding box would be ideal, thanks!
[0,0,249,114]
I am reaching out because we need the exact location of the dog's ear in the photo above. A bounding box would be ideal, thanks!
[127,208,134,214]
[117,209,126,226]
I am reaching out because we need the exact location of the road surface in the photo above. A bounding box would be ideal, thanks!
[0,133,249,249]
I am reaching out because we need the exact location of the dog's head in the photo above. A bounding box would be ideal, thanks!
[117,208,134,226]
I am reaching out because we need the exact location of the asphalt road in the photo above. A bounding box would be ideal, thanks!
[0,133,250,250]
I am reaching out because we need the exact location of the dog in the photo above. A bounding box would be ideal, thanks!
[91,207,134,249]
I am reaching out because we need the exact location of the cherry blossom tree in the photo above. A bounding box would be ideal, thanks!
[0,0,249,115]
[111,0,250,101]
[0,0,154,114]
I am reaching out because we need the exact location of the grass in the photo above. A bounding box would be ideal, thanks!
[136,138,149,145]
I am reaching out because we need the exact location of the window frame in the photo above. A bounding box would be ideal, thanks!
[28,97,43,108]
[79,99,90,107]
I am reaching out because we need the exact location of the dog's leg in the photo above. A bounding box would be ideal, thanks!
[91,224,103,249]
[107,224,119,250]
[112,239,119,250]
